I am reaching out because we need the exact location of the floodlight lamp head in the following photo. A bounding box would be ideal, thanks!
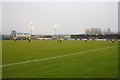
[54,24,58,28]
[30,22,33,26]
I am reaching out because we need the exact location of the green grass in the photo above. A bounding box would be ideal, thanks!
[2,40,118,78]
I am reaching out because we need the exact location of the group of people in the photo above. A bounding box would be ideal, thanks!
[56,38,63,43]
[84,39,115,43]
[45,38,63,43]
[13,37,115,43]
[13,37,31,42]
[13,37,63,42]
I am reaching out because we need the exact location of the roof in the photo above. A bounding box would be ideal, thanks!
[16,33,31,34]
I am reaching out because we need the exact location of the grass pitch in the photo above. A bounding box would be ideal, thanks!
[2,40,118,78]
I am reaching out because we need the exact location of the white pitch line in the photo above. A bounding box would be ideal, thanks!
[0,46,117,68]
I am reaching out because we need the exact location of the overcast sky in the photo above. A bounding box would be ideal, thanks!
[2,2,118,34]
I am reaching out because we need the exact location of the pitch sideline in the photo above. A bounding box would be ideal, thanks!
[0,46,117,68]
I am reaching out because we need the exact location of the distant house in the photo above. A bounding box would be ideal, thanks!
[16,33,31,38]
[11,30,31,40]
[15,33,31,40]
